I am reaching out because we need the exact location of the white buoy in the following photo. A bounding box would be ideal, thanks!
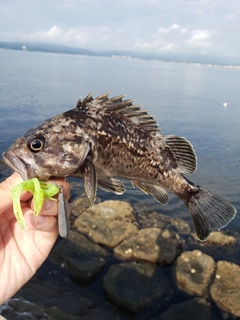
[221,102,228,108]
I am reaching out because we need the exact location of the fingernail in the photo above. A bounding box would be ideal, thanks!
[43,198,55,211]
[26,214,46,228]
[35,215,47,226]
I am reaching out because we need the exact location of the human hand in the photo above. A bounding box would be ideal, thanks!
[0,172,70,304]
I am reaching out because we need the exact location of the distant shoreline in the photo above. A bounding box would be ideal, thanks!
[1,41,240,70]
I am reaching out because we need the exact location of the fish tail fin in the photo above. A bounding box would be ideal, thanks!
[185,186,237,241]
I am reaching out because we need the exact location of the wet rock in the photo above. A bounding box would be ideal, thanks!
[190,231,236,246]
[210,260,240,317]
[174,250,215,297]
[74,200,138,247]
[205,231,236,246]
[69,185,101,226]
[103,261,172,312]
[51,230,107,283]
[135,210,191,236]
[3,291,94,320]
[187,231,240,265]
[114,227,183,265]
[151,297,212,320]
[2,298,46,320]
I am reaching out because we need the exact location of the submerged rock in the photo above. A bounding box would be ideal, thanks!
[210,260,240,317]
[74,200,138,247]
[134,209,191,236]
[4,287,94,319]
[51,231,107,283]
[114,227,183,265]
[188,231,240,266]
[151,297,212,320]
[174,250,215,297]
[103,261,172,312]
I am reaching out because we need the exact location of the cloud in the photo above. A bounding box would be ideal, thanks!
[186,29,215,48]
[134,24,216,53]
[158,24,182,34]
[1,26,120,49]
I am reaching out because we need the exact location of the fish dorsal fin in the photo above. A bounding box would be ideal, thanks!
[105,94,161,134]
[131,180,169,205]
[76,91,94,111]
[77,91,161,134]
[163,135,197,174]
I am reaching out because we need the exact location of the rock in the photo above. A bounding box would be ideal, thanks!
[210,260,240,317]
[103,261,172,312]
[114,227,183,265]
[51,231,107,283]
[151,297,212,320]
[190,231,236,246]
[74,200,138,247]
[174,250,215,297]
[2,298,46,319]
[187,231,240,265]
[205,232,236,246]
[3,291,94,320]
[135,209,191,236]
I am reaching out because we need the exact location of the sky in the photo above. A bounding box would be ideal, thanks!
[1,0,240,61]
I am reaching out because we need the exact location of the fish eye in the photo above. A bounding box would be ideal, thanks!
[28,136,45,152]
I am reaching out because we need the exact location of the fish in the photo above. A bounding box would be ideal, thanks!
[2,91,237,241]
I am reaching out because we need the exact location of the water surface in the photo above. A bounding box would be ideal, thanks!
[0,49,239,232]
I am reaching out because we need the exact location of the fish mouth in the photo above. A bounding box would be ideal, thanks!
[2,150,36,181]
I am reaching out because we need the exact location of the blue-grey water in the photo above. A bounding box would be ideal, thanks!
[1,49,239,231]
[0,49,240,318]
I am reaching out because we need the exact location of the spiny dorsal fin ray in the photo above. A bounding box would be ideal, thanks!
[131,180,169,205]
[163,135,197,174]
[76,91,94,111]
[76,91,161,134]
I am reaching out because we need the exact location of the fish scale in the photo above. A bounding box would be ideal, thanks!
[2,91,237,241]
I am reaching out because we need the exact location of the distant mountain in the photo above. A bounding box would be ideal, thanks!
[0,41,239,67]
[0,41,96,56]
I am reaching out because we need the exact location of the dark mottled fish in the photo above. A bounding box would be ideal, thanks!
[2,91,237,240]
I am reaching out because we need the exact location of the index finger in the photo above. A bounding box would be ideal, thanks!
[0,172,28,214]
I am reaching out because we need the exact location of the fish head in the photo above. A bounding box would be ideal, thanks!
[2,114,94,181]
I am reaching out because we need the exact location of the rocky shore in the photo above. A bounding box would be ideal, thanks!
[1,192,240,320]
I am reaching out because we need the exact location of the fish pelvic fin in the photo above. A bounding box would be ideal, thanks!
[131,180,169,205]
[80,159,97,207]
[163,135,197,174]
[185,186,237,241]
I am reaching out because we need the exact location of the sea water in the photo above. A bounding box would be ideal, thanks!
[0,48,239,231]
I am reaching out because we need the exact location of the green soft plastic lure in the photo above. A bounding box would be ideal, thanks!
[11,178,59,229]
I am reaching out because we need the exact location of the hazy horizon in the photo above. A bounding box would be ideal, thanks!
[1,1,240,65]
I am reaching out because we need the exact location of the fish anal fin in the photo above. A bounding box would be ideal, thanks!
[98,177,126,195]
[163,135,197,174]
[131,180,168,205]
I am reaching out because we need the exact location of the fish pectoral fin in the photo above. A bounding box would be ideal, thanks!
[80,159,97,207]
[163,135,197,174]
[98,177,126,195]
[131,180,169,205]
